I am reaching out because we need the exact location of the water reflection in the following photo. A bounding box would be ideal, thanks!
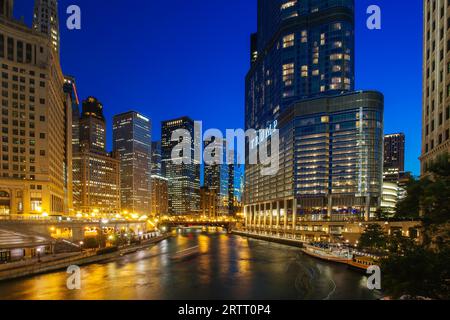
[0,230,381,300]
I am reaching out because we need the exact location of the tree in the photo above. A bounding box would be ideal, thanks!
[358,224,387,253]
[381,246,450,299]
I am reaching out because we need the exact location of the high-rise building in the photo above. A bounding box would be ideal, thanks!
[161,116,200,215]
[113,111,152,215]
[384,133,405,182]
[151,141,162,176]
[420,0,450,174]
[63,75,80,154]
[33,0,59,54]
[72,97,120,215]
[204,138,230,216]
[0,0,72,216]
[244,1,383,226]
[200,186,217,218]
[150,174,168,217]
[246,0,354,132]
[79,97,105,153]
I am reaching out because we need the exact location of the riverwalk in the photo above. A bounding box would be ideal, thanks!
[0,234,170,281]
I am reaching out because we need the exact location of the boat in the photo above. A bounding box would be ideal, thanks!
[170,246,200,261]
[347,256,377,271]
[301,243,353,264]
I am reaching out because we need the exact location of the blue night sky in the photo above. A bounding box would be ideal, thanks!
[13,0,423,176]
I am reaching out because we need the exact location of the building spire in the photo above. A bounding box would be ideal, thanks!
[0,0,14,19]
[33,0,60,54]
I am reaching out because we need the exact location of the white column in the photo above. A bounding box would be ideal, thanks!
[269,202,273,234]
[284,199,288,234]
[292,197,297,237]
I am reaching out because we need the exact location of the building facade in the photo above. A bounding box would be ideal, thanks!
[384,133,405,182]
[0,0,72,216]
[200,186,217,218]
[150,174,168,216]
[113,111,152,215]
[151,141,162,176]
[72,97,120,215]
[245,1,385,226]
[161,116,200,215]
[421,0,450,174]
[33,0,59,54]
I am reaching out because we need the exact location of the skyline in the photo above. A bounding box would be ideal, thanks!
[13,0,423,175]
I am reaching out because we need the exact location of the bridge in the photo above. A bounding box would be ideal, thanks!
[158,216,238,231]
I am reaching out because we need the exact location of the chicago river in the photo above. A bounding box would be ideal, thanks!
[0,230,381,300]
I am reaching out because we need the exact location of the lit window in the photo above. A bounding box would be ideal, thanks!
[283,34,295,48]
[282,63,295,86]
[281,1,297,10]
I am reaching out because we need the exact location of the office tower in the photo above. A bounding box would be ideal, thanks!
[113,111,152,215]
[161,117,200,215]
[0,0,72,215]
[63,75,80,154]
[200,186,217,218]
[33,0,59,54]
[151,141,162,176]
[246,0,354,131]
[421,0,450,174]
[79,97,106,153]
[203,138,230,216]
[384,133,405,182]
[150,174,168,217]
[244,0,384,226]
[72,97,120,215]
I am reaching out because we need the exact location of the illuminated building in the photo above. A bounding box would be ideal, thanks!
[384,133,405,182]
[244,0,383,231]
[200,186,217,218]
[72,97,120,215]
[33,0,59,54]
[161,116,200,215]
[0,0,72,216]
[151,141,162,176]
[421,0,450,174]
[204,139,230,216]
[113,111,152,215]
[150,174,168,216]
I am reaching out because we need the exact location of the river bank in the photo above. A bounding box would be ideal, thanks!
[0,233,170,281]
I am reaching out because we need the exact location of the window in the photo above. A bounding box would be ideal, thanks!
[282,63,295,86]
[281,1,296,10]
[0,34,4,58]
[283,34,295,48]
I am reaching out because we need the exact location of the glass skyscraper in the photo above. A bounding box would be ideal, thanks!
[244,0,384,229]
[161,117,200,215]
[113,111,152,215]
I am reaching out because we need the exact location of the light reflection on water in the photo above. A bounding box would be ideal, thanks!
[0,230,381,300]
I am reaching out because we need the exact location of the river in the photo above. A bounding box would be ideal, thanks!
[0,230,381,300]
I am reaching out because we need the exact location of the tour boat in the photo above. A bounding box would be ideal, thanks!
[301,243,353,264]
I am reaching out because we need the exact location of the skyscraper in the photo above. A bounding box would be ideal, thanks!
[0,0,72,215]
[113,111,152,215]
[204,139,229,216]
[161,117,200,215]
[63,75,80,154]
[151,141,162,176]
[384,133,405,181]
[244,0,383,227]
[72,97,120,215]
[33,0,59,54]
[421,0,450,174]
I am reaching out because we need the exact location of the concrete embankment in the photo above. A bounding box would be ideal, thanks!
[0,234,170,281]
[232,230,304,248]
